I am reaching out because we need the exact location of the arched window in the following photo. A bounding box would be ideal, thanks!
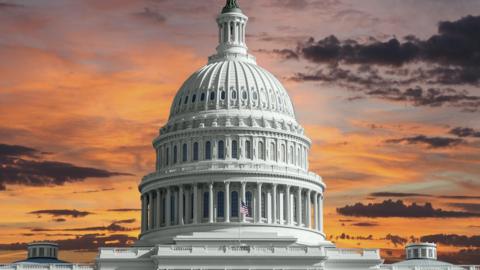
[232,90,237,99]
[231,191,239,217]
[166,147,170,165]
[205,141,212,160]
[217,191,224,218]
[184,96,189,104]
[201,93,205,101]
[39,248,44,257]
[173,145,178,164]
[242,91,247,100]
[252,92,257,100]
[171,194,176,223]
[297,147,301,166]
[245,191,253,217]
[231,140,238,159]
[261,192,267,218]
[221,91,226,100]
[210,92,215,101]
[230,22,234,42]
[281,144,286,163]
[193,142,199,161]
[258,141,265,160]
[192,94,196,103]
[203,192,209,218]
[245,140,252,159]
[218,140,225,159]
[270,142,276,161]
[182,143,188,162]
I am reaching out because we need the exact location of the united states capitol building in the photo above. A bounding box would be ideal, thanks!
[1,1,478,270]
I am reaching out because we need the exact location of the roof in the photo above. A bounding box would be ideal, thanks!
[392,258,464,269]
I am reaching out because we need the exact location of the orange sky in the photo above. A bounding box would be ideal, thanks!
[0,0,479,265]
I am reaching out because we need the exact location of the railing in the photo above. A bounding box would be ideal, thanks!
[155,245,325,256]
[379,265,480,270]
[0,264,94,270]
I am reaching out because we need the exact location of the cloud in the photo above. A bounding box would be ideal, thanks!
[0,2,23,9]
[73,188,115,194]
[133,7,166,24]
[107,208,141,212]
[450,127,480,138]
[352,222,378,227]
[382,234,408,247]
[29,209,92,218]
[449,203,480,213]
[440,249,480,265]
[0,143,132,190]
[420,234,480,248]
[0,234,136,251]
[370,192,480,200]
[113,218,136,224]
[385,135,464,148]
[30,219,137,233]
[52,218,67,223]
[255,49,299,60]
[337,200,480,218]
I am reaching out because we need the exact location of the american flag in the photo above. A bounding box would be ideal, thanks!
[240,201,249,216]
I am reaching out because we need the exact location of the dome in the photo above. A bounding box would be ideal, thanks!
[169,59,296,122]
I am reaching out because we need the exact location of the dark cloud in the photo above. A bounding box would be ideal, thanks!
[337,200,480,218]
[133,7,166,24]
[0,234,136,251]
[29,209,92,218]
[382,234,408,247]
[255,49,299,60]
[73,188,115,194]
[0,143,132,191]
[352,222,378,227]
[30,219,137,233]
[0,2,23,9]
[449,203,480,213]
[107,208,141,212]
[113,218,136,224]
[420,234,480,248]
[386,135,464,148]
[440,249,480,265]
[52,218,67,223]
[450,127,480,138]
[335,233,374,241]
[370,192,480,200]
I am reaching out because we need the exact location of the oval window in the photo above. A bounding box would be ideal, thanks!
[221,91,226,100]
[232,90,237,99]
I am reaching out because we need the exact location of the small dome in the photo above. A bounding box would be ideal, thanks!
[168,60,296,121]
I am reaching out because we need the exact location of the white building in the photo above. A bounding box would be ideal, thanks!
[0,1,478,270]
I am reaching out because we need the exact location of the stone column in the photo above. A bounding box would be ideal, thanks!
[179,185,184,225]
[148,192,153,230]
[319,194,324,232]
[306,190,312,228]
[193,184,198,224]
[256,183,263,223]
[241,182,246,222]
[272,184,277,224]
[185,187,191,224]
[141,195,145,232]
[297,188,302,226]
[225,182,230,222]
[209,182,214,223]
[286,185,291,225]
[314,192,318,231]
[165,188,171,226]
[156,189,161,228]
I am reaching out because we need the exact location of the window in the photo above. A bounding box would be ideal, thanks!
[210,92,215,101]
[297,147,301,166]
[242,91,247,99]
[258,141,265,160]
[230,22,234,42]
[39,248,44,257]
[182,194,186,218]
[293,196,298,223]
[162,197,166,223]
[171,195,175,223]
[205,141,212,160]
[201,93,205,101]
[203,192,209,218]
[192,94,196,103]
[232,90,237,99]
[218,140,225,159]
[252,92,258,100]
[173,145,178,164]
[221,91,226,100]
[232,140,238,159]
[190,193,194,219]
[217,191,224,218]
[184,96,189,104]
[245,191,253,217]
[261,192,266,218]
[246,140,252,159]
[281,144,286,162]
[166,147,170,165]
[231,191,239,217]
[290,146,294,164]
[182,144,188,162]
[270,142,276,161]
[193,142,199,161]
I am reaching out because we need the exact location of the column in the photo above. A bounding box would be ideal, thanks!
[174,189,178,225]
[165,188,171,226]
[314,192,319,231]
[306,190,311,228]
[179,185,184,225]
[185,187,191,224]
[193,184,198,224]
[241,182,246,222]
[297,188,302,226]
[319,194,324,232]
[272,184,277,224]
[256,183,262,223]
[148,192,153,230]
[225,182,230,223]
[141,195,146,232]
[156,189,161,228]
[286,185,291,225]
[209,183,214,223]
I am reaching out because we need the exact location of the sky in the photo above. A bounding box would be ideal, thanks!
[0,0,480,265]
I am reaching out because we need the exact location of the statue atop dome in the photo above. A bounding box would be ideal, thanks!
[222,0,241,13]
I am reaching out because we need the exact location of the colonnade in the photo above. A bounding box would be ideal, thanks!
[140,182,324,234]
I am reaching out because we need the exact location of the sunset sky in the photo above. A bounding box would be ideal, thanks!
[1,0,479,265]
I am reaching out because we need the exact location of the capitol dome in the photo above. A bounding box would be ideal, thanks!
[137,0,327,248]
